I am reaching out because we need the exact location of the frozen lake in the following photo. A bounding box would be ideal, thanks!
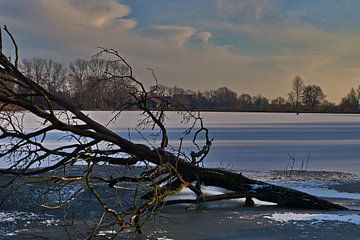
[4,111,360,174]
[2,111,360,239]
[88,111,360,174]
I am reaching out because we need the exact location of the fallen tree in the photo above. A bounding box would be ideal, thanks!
[0,27,346,237]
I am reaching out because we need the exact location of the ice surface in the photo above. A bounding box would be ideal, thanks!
[266,179,360,200]
[288,185,360,199]
[265,212,360,225]
[3,111,360,173]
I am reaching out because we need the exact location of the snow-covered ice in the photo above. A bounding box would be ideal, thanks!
[265,212,360,225]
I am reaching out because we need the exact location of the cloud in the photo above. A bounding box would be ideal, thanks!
[0,0,135,32]
[0,0,139,57]
[147,27,213,47]
[195,32,212,44]
[38,0,133,29]
[149,25,197,47]
[117,19,137,30]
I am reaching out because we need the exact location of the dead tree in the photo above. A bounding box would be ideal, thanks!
[0,27,346,237]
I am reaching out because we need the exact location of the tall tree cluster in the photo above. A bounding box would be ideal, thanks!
[19,57,132,110]
[150,85,275,111]
[288,76,304,114]
[339,86,360,112]
[287,76,327,112]
[301,85,326,109]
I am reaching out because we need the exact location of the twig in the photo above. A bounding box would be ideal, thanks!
[0,27,2,54]
[147,68,158,86]
[3,25,19,68]
[305,153,311,171]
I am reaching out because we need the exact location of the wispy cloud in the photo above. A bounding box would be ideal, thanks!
[148,25,197,47]
[195,32,212,45]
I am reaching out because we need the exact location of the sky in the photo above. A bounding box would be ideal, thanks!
[1,0,360,103]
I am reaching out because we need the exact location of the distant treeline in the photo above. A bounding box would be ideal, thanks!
[11,57,360,113]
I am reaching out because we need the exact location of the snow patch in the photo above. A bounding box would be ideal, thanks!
[40,219,60,226]
[0,211,58,237]
[252,199,277,206]
[265,213,360,225]
[97,230,117,236]
[268,180,360,200]
[0,211,40,222]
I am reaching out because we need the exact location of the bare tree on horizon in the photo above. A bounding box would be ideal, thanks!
[291,75,304,114]
[301,84,326,110]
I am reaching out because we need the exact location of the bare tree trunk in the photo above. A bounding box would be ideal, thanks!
[144,152,345,210]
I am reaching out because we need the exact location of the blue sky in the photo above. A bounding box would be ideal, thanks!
[1,0,360,102]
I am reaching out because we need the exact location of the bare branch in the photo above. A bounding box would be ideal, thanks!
[0,27,2,54]
[3,25,19,68]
